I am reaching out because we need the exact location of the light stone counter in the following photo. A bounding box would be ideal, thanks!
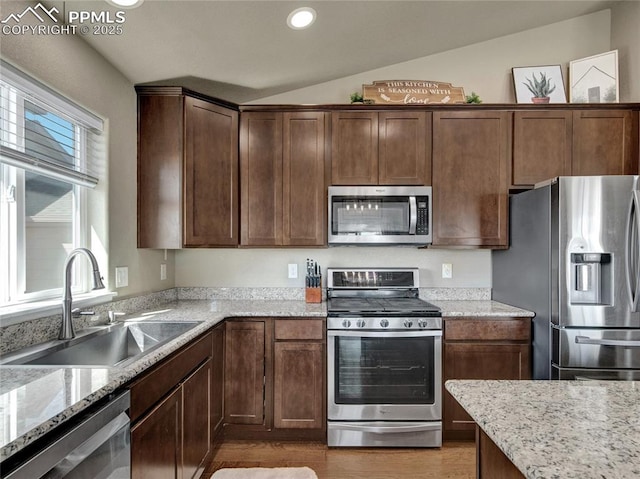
[433,300,534,318]
[0,296,531,463]
[0,299,325,462]
[446,379,640,479]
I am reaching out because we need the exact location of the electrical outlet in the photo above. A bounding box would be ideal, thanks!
[442,263,453,279]
[115,266,129,288]
[288,263,298,279]
[160,263,167,281]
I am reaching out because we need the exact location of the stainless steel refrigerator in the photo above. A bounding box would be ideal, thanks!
[493,176,640,380]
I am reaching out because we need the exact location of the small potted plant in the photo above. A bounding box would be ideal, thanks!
[350,92,364,104]
[523,72,556,104]
[465,92,482,104]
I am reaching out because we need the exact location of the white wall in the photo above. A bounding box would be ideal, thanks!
[175,248,491,288]
[1,1,174,299]
[611,1,640,101]
[253,10,612,105]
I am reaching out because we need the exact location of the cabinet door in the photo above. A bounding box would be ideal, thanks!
[131,387,182,479]
[379,111,431,185]
[572,110,639,176]
[211,324,224,440]
[240,112,283,245]
[224,321,265,425]
[182,359,211,479]
[184,97,239,246]
[512,110,572,187]
[273,341,324,429]
[137,94,183,249]
[432,111,510,248]
[283,112,327,245]
[331,111,378,185]
[443,343,530,436]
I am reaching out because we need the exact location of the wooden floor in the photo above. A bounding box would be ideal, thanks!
[201,440,476,479]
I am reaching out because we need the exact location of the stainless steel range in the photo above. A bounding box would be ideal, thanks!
[326,268,442,448]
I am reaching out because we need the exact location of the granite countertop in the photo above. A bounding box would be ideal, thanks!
[433,300,533,317]
[446,379,640,479]
[0,297,531,463]
[0,299,325,462]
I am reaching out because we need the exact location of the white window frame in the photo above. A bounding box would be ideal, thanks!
[0,63,111,319]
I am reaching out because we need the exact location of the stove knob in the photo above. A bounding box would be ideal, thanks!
[356,319,366,328]
[342,319,351,328]
[418,319,429,329]
[380,319,389,328]
[403,319,414,329]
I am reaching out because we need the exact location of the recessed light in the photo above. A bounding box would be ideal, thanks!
[287,7,316,30]
[106,0,144,8]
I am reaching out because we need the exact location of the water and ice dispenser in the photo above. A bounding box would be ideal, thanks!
[570,253,613,305]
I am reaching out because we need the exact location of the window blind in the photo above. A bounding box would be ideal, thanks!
[0,60,104,188]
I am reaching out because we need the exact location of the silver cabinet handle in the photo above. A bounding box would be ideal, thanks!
[575,335,640,347]
[409,196,417,235]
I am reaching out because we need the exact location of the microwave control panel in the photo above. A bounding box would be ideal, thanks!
[416,197,429,235]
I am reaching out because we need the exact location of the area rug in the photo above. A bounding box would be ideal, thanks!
[211,467,318,479]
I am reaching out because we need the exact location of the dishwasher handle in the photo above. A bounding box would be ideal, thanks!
[4,391,130,479]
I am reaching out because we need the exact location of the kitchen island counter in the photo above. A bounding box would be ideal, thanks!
[446,379,640,478]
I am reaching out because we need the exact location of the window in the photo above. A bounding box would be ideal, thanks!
[0,61,104,307]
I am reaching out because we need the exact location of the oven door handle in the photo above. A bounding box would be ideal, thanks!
[328,330,442,339]
[332,423,442,434]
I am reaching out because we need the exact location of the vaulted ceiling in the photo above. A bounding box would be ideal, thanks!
[55,0,617,102]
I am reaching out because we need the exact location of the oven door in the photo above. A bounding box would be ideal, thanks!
[328,329,442,421]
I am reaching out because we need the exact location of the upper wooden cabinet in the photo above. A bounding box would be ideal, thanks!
[240,110,328,246]
[512,108,639,188]
[572,109,638,176]
[512,110,572,187]
[331,111,431,186]
[137,87,239,248]
[432,110,511,248]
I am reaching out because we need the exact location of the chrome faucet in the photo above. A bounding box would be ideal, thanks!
[60,248,105,340]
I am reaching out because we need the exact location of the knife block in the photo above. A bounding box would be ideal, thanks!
[305,286,321,303]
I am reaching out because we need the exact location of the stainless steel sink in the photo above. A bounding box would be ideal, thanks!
[0,321,203,368]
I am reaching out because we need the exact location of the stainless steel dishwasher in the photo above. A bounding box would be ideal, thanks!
[3,391,130,479]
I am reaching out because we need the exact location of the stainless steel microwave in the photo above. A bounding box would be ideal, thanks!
[328,186,432,245]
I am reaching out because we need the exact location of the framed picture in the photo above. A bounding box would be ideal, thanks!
[512,65,567,104]
[569,50,619,103]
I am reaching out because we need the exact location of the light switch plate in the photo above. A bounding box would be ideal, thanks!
[115,266,129,288]
[442,263,452,279]
[288,263,298,279]
[160,263,167,281]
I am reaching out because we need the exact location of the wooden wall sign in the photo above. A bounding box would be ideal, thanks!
[363,80,466,104]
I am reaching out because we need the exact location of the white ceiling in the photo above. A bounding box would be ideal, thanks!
[55,0,617,102]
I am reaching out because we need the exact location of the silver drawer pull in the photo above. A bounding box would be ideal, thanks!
[575,335,640,347]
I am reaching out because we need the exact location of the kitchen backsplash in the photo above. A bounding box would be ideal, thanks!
[0,286,490,355]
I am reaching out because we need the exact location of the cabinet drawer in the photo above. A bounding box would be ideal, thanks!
[130,331,212,422]
[274,319,324,340]
[445,318,530,341]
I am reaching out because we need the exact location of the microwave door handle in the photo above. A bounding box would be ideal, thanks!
[409,196,417,235]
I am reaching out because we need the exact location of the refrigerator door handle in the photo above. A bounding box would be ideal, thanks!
[626,191,640,312]
[575,335,640,347]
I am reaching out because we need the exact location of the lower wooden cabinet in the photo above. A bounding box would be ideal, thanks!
[131,387,182,479]
[130,326,222,479]
[443,317,531,440]
[224,318,326,440]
